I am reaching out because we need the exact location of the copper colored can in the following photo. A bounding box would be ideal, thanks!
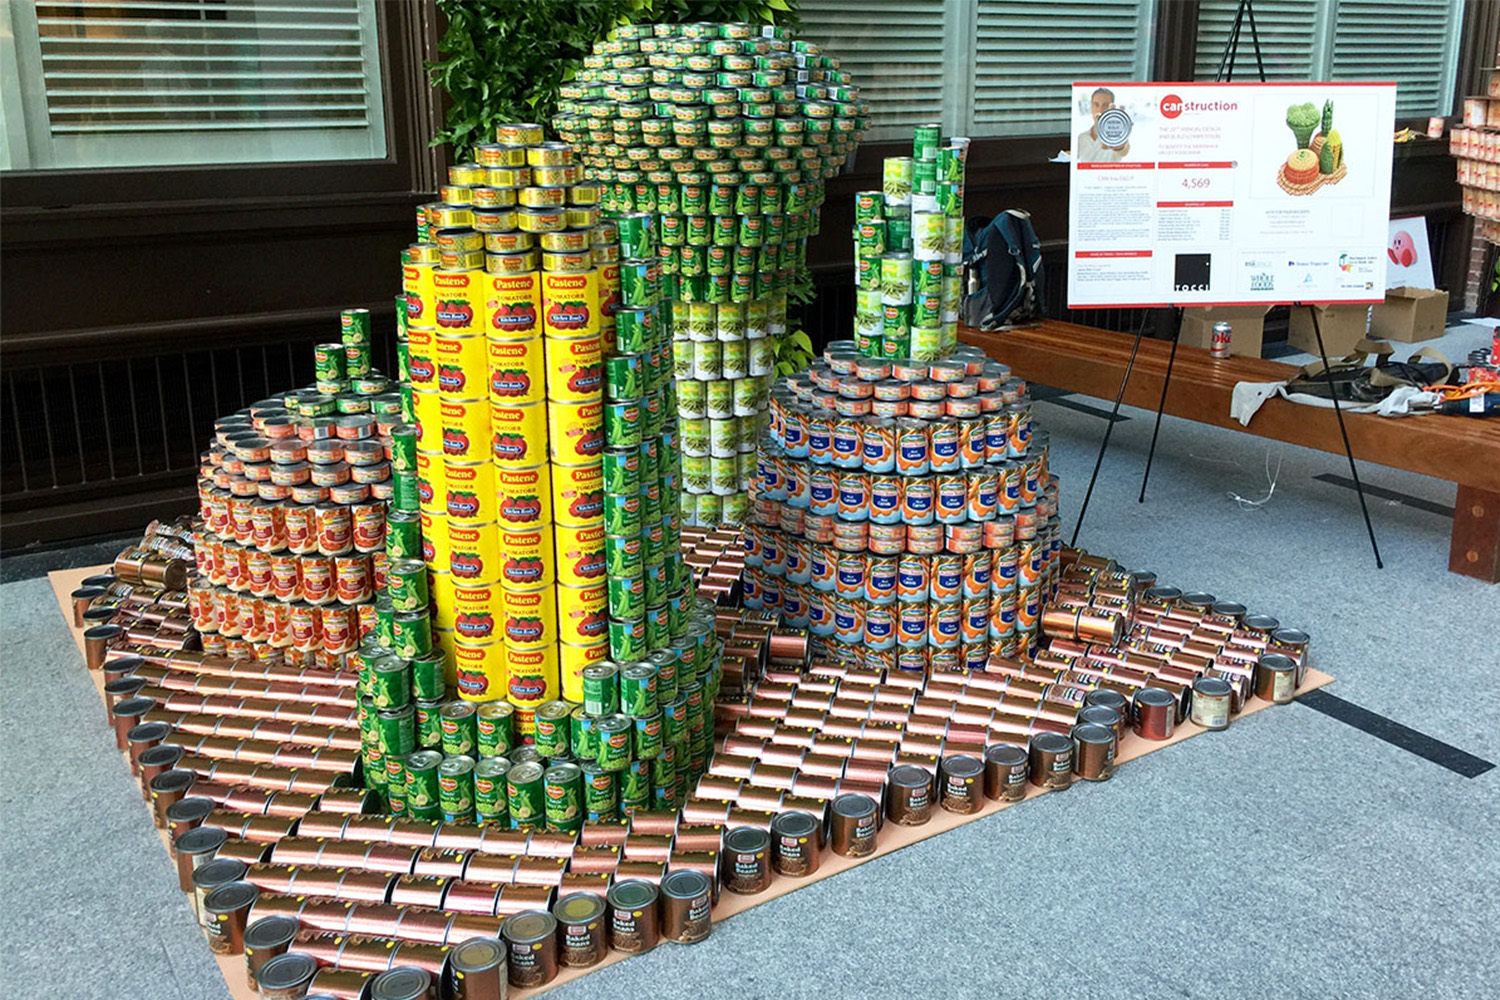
[1133,686,1177,740]
[938,754,984,814]
[1027,732,1073,789]
[553,891,608,967]
[1254,653,1298,704]
[449,936,507,1000]
[763,810,817,877]
[367,966,432,1000]
[885,764,933,826]
[720,825,772,894]
[203,880,258,955]
[983,743,1028,801]
[500,909,558,989]
[136,741,185,801]
[828,793,878,857]
[660,868,713,944]
[310,967,375,998]
[1071,723,1116,781]
[110,695,157,751]
[606,878,660,953]
[1190,676,1233,729]
[164,793,214,841]
[256,951,319,999]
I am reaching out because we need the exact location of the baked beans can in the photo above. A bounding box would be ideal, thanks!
[447,521,500,582]
[445,459,497,522]
[486,337,546,405]
[495,464,552,526]
[550,398,606,462]
[555,522,607,586]
[490,402,548,467]
[455,641,505,701]
[485,272,543,339]
[544,334,605,402]
[432,268,483,334]
[499,525,556,588]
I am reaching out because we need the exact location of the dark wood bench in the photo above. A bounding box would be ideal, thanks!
[961,320,1500,583]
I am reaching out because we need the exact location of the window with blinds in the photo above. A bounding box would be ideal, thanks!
[0,0,386,171]
[800,0,1156,140]
[1194,0,1464,117]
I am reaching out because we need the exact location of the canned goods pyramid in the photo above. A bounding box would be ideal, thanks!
[553,20,869,528]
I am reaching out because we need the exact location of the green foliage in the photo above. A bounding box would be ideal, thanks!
[775,264,818,375]
[1286,102,1318,148]
[430,0,798,162]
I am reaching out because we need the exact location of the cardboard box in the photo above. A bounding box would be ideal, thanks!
[1370,286,1449,343]
[1288,303,1371,357]
[1180,305,1273,358]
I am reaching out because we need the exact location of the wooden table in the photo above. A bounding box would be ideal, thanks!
[961,320,1500,582]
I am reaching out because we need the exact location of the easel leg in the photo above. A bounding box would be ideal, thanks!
[1138,312,1181,503]
[1069,313,1150,547]
[1309,307,1384,569]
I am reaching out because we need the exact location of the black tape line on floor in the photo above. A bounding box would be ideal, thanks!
[1032,392,1131,423]
[1297,689,1495,778]
[1312,474,1454,518]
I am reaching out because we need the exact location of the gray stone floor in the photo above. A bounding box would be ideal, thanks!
[2,357,1496,999]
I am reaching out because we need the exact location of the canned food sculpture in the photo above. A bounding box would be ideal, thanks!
[554,21,869,528]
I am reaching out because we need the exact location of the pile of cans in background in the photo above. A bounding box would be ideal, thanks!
[746,338,1059,670]
[855,125,969,361]
[554,20,868,528]
[397,125,694,732]
[191,309,399,665]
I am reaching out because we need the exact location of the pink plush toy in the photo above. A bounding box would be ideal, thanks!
[1388,230,1417,268]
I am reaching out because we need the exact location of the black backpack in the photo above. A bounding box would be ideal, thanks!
[962,209,1045,329]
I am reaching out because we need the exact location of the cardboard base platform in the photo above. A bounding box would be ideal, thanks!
[51,565,1335,999]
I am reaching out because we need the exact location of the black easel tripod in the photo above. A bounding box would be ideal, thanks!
[1070,0,1383,568]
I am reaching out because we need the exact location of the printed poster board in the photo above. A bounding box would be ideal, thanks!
[1066,82,1397,309]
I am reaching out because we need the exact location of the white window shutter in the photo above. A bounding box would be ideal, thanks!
[1330,0,1462,117]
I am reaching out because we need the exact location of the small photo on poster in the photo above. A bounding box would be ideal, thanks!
[1250,88,1382,201]
[1072,86,1154,164]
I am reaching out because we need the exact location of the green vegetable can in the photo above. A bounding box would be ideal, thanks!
[544,762,584,833]
[570,704,600,761]
[883,156,913,207]
[411,653,446,702]
[439,700,478,757]
[477,701,515,756]
[438,754,476,819]
[474,757,511,824]
[376,704,416,757]
[581,662,620,716]
[414,699,444,749]
[533,700,574,757]
[506,760,546,829]
[404,749,443,814]
[596,714,633,772]
[582,764,618,822]
[369,656,412,710]
[619,663,659,717]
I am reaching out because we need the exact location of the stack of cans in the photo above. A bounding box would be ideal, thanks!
[397,124,694,741]
[742,341,1064,672]
[188,309,403,666]
[553,20,868,528]
[854,125,968,361]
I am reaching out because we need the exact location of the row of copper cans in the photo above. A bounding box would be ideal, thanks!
[127,661,359,708]
[108,648,359,687]
[679,525,748,604]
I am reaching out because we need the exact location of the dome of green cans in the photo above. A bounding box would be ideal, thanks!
[554,21,868,529]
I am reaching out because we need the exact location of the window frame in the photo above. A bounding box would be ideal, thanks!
[0,0,441,210]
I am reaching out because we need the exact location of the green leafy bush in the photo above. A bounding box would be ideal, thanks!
[430,0,797,162]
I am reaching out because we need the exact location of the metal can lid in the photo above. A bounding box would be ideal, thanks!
[722,825,770,854]
[1072,723,1115,746]
[769,809,818,840]
[508,761,545,783]
[257,952,319,990]
[449,936,505,974]
[1193,676,1233,697]
[475,758,510,778]
[243,914,300,951]
[1134,686,1177,709]
[1259,652,1298,672]
[370,966,432,1000]
[164,795,215,824]
[888,764,931,790]
[660,868,711,901]
[545,762,582,783]
[1029,731,1072,753]
[151,768,198,797]
[553,890,607,926]
[406,749,444,771]
[126,721,174,744]
[983,743,1028,767]
[174,825,227,856]
[606,878,659,911]
[203,880,258,915]
[137,744,184,769]
[939,754,983,778]
[192,858,247,890]
[502,909,558,945]
[438,755,476,777]
[830,792,877,820]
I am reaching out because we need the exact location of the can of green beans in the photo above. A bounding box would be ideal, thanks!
[581,663,619,716]
[476,701,515,757]
[391,610,433,659]
[619,663,658,717]
[533,700,573,757]
[369,656,412,710]
[386,559,429,613]
[506,760,546,829]
[620,759,652,811]
[414,699,443,749]
[439,700,478,757]
[582,763,618,821]
[595,714,632,772]
[474,757,510,823]
[438,755,476,818]
[607,575,645,620]
[544,762,584,833]
[609,617,647,661]
[570,704,600,761]
[411,653,445,702]
[376,704,416,756]
[632,710,664,760]
[404,749,443,813]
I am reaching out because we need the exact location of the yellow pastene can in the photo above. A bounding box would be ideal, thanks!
[443,458,497,523]
[489,401,549,468]
[437,396,490,463]
[483,272,542,340]
[556,581,607,646]
[433,332,488,398]
[540,269,601,337]
[455,639,505,701]
[402,260,437,330]
[502,645,559,731]
[431,267,483,335]
[406,327,438,391]
[553,521,606,587]
[499,585,557,650]
[446,520,501,584]
[415,450,444,516]
[559,641,609,702]
[542,333,604,403]
[485,337,546,406]
[550,461,604,527]
[429,570,458,629]
[420,509,450,570]
[495,465,552,527]
[452,578,499,642]
[412,389,443,453]
[546,398,604,465]
[498,523,556,589]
